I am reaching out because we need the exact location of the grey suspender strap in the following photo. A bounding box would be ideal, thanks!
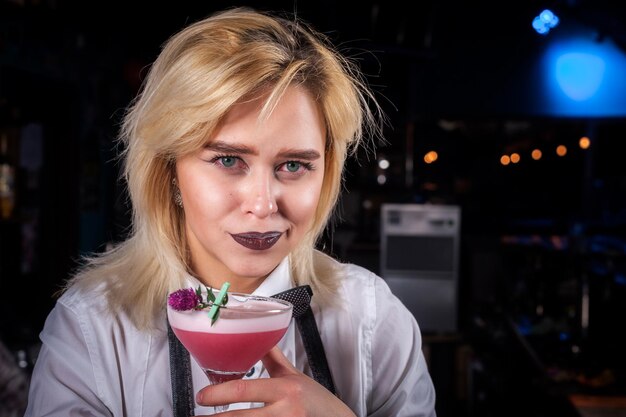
[167,285,336,417]
[272,285,337,395]
[168,321,195,416]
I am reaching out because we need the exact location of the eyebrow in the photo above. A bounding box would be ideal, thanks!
[205,141,321,160]
[278,149,321,160]
[204,141,255,155]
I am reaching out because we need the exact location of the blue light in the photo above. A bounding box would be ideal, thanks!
[539,26,626,116]
[540,10,559,28]
[533,17,550,35]
[540,10,555,23]
[555,52,605,101]
[533,9,559,35]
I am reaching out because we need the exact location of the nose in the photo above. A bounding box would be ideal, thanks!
[241,172,278,218]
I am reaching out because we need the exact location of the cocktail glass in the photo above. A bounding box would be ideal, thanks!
[167,290,293,412]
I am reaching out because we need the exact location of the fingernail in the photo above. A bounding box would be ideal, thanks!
[196,391,202,403]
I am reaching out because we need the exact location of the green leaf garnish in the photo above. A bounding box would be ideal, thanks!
[206,287,216,303]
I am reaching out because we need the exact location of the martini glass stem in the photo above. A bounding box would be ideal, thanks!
[203,368,247,412]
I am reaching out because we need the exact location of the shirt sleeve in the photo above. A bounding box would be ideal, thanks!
[368,276,437,417]
[24,300,113,416]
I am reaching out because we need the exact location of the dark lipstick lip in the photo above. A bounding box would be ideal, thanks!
[230,232,283,251]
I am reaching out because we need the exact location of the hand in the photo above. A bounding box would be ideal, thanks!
[195,346,356,416]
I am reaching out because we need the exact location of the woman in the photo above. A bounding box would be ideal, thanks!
[25,7,436,416]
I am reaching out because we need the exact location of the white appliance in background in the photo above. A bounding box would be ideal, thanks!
[380,204,461,334]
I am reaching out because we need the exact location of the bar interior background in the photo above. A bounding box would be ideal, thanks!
[2,0,626,415]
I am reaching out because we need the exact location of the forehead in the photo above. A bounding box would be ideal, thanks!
[212,85,326,146]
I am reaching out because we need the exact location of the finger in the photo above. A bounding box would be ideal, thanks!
[196,348,299,407]
[261,346,299,378]
[196,377,281,407]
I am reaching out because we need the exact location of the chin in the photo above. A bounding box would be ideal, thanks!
[229,261,279,280]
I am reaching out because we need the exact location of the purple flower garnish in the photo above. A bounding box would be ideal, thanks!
[168,288,201,311]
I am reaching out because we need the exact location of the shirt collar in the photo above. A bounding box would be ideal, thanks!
[251,257,292,297]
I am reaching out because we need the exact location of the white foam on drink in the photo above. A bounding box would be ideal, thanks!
[167,298,292,334]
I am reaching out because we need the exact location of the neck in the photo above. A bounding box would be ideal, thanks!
[195,274,266,295]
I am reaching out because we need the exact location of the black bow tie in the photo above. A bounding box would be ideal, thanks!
[271,285,313,318]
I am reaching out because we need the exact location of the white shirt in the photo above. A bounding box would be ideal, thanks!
[25,257,436,416]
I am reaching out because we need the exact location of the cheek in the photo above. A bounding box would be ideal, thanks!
[285,182,323,224]
[183,176,235,222]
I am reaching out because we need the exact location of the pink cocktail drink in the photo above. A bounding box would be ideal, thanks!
[167,293,293,388]
[172,327,288,382]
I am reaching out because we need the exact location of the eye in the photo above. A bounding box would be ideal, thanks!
[276,160,314,176]
[285,161,301,172]
[208,154,245,170]
[219,156,237,168]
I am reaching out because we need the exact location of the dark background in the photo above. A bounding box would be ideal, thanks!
[2,0,626,415]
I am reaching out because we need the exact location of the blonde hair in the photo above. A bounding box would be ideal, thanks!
[67,7,383,329]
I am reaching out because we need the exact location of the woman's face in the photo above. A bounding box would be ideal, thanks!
[175,85,326,293]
